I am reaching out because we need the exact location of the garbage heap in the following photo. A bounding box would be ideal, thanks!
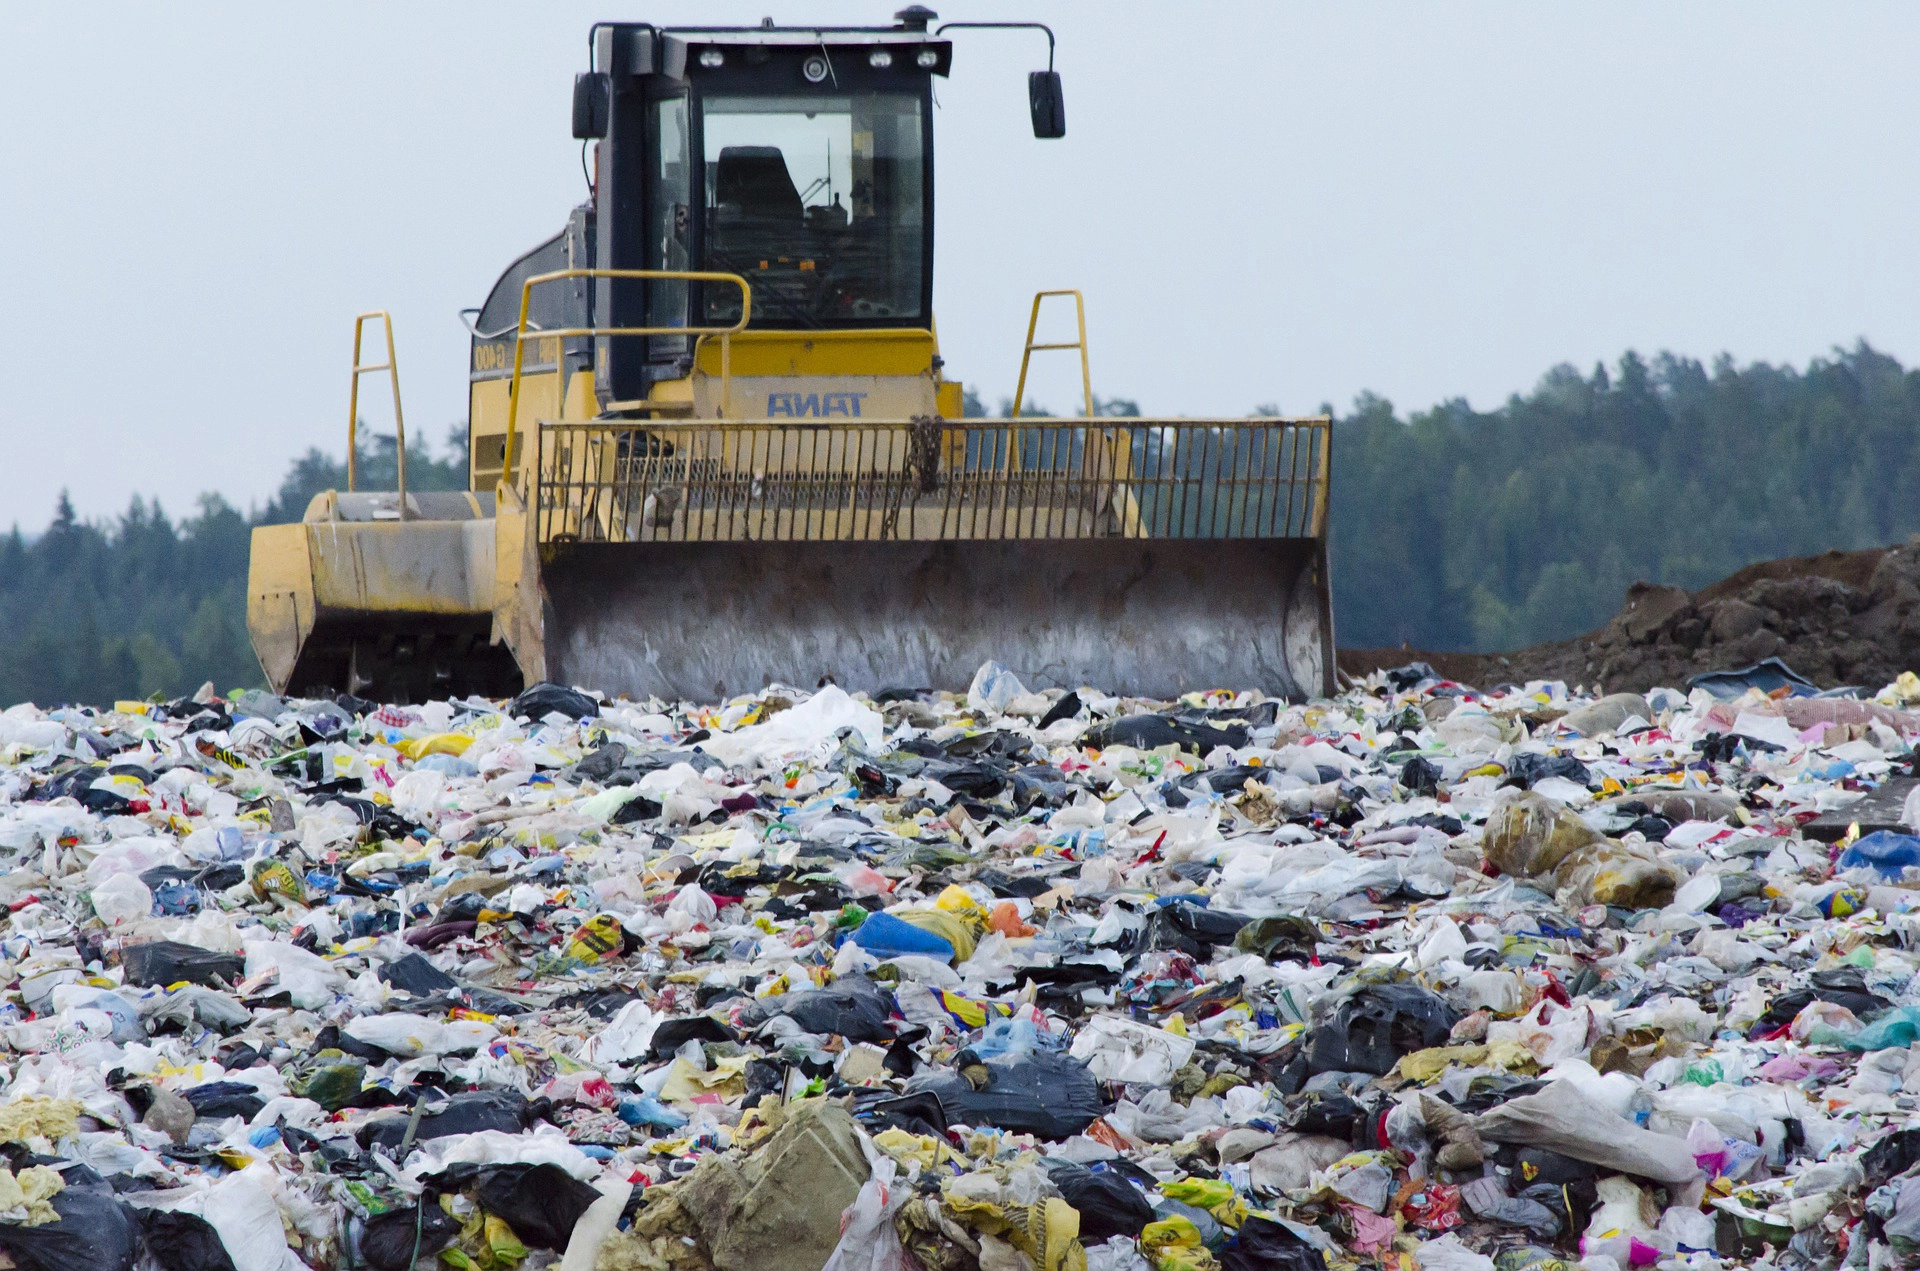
[2,664,1920,1271]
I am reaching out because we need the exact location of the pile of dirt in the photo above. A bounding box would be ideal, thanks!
[1341,537,1920,694]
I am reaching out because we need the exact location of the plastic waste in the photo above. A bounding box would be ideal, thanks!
[201,1171,299,1271]
[1838,830,1920,879]
[1476,1082,1700,1183]
[1041,1159,1156,1240]
[1483,791,1683,907]
[0,659,1916,1271]
[1068,1015,1196,1085]
[907,1049,1104,1138]
[361,1203,459,1271]
[1558,693,1652,737]
[0,1187,143,1271]
[968,661,1030,714]
[465,1162,604,1251]
[121,941,244,989]
[1307,984,1459,1075]
[90,872,152,925]
[138,1210,240,1271]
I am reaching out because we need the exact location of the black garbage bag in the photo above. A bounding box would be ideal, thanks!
[138,1210,238,1271]
[975,868,1063,900]
[511,683,599,721]
[1504,752,1593,790]
[1038,691,1083,727]
[1142,902,1251,956]
[1081,715,1249,754]
[1232,915,1320,962]
[362,1202,460,1271]
[610,794,665,825]
[851,1090,949,1138]
[0,1187,141,1271]
[1040,1159,1154,1240]
[1221,1215,1324,1271]
[1863,1127,1920,1187]
[379,952,458,997]
[906,1049,1103,1139]
[1395,755,1442,797]
[922,760,1009,800]
[467,1163,602,1251]
[645,1015,741,1061]
[1285,1091,1363,1138]
[181,1081,266,1120]
[1010,765,1072,810]
[1307,984,1459,1076]
[1492,1144,1599,1185]
[121,941,244,990]
[1197,764,1269,794]
[1384,662,1439,690]
[570,742,628,781]
[1755,968,1889,1034]
[358,1090,532,1150]
[742,978,895,1044]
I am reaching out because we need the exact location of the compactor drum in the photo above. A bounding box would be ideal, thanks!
[249,12,1335,703]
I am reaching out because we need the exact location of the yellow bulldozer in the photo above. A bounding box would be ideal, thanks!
[247,9,1335,704]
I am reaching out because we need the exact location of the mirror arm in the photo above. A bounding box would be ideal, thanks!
[933,20,1055,71]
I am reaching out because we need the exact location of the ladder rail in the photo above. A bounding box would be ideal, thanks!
[1008,289,1140,535]
[347,311,408,517]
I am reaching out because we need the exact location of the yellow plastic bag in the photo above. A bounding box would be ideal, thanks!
[1143,1215,1218,1269]
[894,908,978,962]
[1161,1178,1246,1228]
[566,914,627,961]
[394,732,476,761]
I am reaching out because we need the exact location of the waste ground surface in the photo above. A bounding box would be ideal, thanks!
[4,660,1920,1270]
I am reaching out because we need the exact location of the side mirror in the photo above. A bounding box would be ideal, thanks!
[1029,70,1065,139]
[572,72,610,140]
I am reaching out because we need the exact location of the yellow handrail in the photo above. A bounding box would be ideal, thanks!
[500,268,752,492]
[1010,289,1094,419]
[1007,289,1141,534]
[347,311,407,516]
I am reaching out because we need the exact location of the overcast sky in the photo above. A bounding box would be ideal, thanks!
[4,2,1918,524]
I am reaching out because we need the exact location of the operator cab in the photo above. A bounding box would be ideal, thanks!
[576,12,954,404]
[466,9,1060,444]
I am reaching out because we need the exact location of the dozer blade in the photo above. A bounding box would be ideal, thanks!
[248,491,522,702]
[532,537,1334,702]
[489,416,1337,704]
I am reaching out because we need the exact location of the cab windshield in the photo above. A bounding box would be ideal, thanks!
[698,92,926,327]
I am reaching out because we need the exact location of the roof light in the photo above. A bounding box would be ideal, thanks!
[698,49,724,68]
[802,54,830,83]
[869,50,893,68]
[916,49,939,68]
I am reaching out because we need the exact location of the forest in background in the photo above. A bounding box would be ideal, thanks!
[5,344,1919,705]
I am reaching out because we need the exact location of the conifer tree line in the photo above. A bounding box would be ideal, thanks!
[4,344,1916,705]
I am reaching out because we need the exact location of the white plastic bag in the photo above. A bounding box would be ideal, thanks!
[698,685,885,766]
[967,661,1029,714]
[822,1156,908,1271]
[1475,1081,1699,1183]
[203,1170,300,1271]
[561,1180,636,1271]
[345,1012,496,1058]
[1416,1233,1497,1271]
[1068,1015,1197,1085]
[90,872,152,925]
[243,940,343,1010]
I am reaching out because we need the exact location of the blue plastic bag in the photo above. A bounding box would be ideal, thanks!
[848,911,956,961]
[1838,831,1920,879]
